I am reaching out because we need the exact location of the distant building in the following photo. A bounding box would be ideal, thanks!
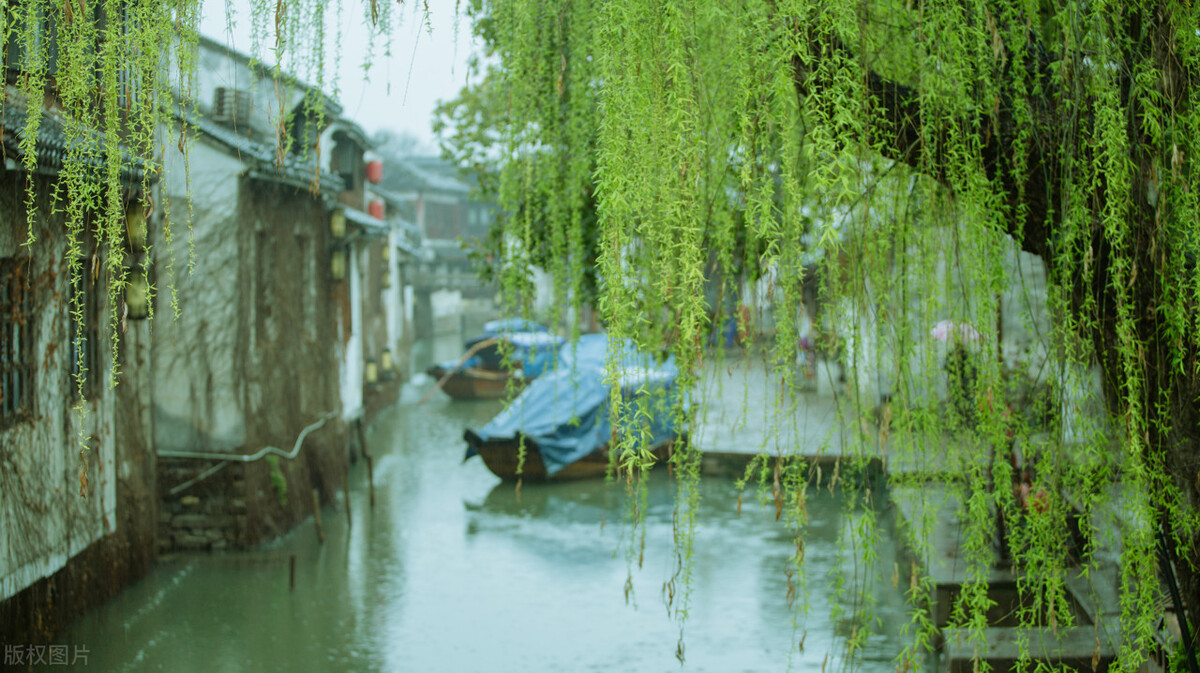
[384,156,492,243]
[381,157,495,336]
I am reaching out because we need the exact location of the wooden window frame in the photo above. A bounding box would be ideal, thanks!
[1,258,34,426]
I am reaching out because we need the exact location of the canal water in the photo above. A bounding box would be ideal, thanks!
[44,337,912,673]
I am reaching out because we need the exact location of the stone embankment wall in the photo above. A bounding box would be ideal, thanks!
[156,418,352,554]
[156,376,400,554]
[158,460,248,552]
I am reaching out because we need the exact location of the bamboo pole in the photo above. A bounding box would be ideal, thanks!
[417,337,500,405]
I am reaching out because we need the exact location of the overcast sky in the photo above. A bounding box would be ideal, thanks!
[198,0,483,153]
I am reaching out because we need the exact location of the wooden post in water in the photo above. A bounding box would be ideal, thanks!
[356,418,376,508]
[289,554,296,591]
[342,469,352,528]
[311,489,325,544]
[364,453,376,508]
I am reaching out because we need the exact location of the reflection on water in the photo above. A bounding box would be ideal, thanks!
[46,336,911,673]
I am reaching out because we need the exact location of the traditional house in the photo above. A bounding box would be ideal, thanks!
[324,121,399,419]
[151,36,363,553]
[0,93,157,645]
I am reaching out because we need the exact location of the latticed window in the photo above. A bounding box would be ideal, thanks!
[1,259,33,423]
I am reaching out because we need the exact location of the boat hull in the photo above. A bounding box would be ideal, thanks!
[426,365,525,400]
[464,430,674,482]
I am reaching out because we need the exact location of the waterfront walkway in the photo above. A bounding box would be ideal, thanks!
[691,350,1136,673]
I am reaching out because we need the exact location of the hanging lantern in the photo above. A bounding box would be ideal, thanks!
[330,248,347,281]
[381,241,390,262]
[126,202,148,250]
[364,358,378,384]
[380,349,394,372]
[331,209,347,238]
[365,160,383,184]
[124,269,150,320]
[368,200,384,219]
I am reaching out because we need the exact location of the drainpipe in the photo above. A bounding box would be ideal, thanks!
[161,411,339,495]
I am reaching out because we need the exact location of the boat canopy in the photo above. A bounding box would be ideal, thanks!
[482,317,548,334]
[465,334,682,475]
[458,331,567,377]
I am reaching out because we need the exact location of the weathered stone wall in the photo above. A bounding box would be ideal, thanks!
[0,172,156,645]
[157,459,246,551]
[239,178,342,433]
[157,414,349,553]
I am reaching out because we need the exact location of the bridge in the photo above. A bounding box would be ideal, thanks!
[409,268,487,293]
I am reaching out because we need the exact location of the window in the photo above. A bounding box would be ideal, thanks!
[69,258,101,400]
[212,87,251,130]
[6,1,137,107]
[330,132,361,191]
[1,259,33,423]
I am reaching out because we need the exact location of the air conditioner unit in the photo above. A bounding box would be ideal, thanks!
[211,87,251,129]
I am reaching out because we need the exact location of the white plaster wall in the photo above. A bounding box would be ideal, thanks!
[531,267,553,317]
[385,236,402,353]
[430,289,463,319]
[0,222,118,601]
[152,140,248,452]
[340,244,364,421]
[403,285,415,327]
[804,223,1052,409]
[167,39,309,141]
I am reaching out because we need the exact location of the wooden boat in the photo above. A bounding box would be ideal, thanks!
[425,331,563,401]
[425,364,526,400]
[463,429,674,482]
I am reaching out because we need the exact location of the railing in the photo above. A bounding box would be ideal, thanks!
[160,411,339,496]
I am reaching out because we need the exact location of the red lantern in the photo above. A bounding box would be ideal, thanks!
[365,160,383,184]
[368,200,384,219]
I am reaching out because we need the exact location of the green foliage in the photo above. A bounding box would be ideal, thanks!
[16,0,1200,669]
[266,455,288,506]
[449,0,1200,669]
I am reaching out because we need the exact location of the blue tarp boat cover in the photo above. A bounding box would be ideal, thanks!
[465,334,682,475]
[482,317,548,334]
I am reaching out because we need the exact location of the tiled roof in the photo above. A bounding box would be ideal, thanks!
[389,158,471,195]
[181,110,345,193]
[329,119,372,150]
[343,206,389,236]
[393,217,421,256]
[0,97,149,183]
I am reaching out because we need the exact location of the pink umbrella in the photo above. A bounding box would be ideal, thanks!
[930,320,981,343]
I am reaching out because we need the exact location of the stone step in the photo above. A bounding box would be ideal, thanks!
[942,625,1120,673]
